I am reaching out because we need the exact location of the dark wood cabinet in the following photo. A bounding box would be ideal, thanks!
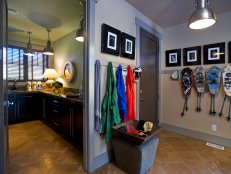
[42,94,83,147]
[17,93,36,118]
[8,92,42,124]
[8,91,83,147]
[44,97,63,131]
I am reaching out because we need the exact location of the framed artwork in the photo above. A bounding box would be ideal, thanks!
[165,49,181,67]
[183,46,201,66]
[120,32,135,59]
[203,42,225,64]
[229,42,231,63]
[101,23,121,56]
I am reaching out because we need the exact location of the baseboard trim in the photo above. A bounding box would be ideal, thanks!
[89,150,114,173]
[160,123,231,148]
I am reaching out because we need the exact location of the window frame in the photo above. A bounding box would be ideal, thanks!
[7,45,49,82]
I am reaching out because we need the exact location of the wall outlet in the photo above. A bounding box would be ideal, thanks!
[212,124,217,132]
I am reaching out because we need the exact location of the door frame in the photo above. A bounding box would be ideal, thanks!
[0,0,8,173]
[135,17,162,122]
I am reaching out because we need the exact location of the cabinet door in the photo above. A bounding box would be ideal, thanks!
[17,93,36,118]
[62,103,72,137]
[73,105,83,147]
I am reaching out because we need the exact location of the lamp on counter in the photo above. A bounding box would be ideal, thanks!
[43,29,55,55]
[188,0,216,30]
[75,18,84,42]
[24,31,35,56]
[42,68,59,88]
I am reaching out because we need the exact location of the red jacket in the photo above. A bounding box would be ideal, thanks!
[126,65,136,120]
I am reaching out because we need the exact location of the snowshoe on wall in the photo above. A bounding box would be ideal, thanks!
[208,66,221,115]
[223,65,231,96]
[221,65,231,121]
[194,66,205,112]
[181,67,193,116]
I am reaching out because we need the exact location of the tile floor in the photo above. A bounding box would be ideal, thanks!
[9,120,231,174]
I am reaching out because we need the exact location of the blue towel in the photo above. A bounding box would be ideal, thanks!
[95,60,102,133]
[116,65,127,121]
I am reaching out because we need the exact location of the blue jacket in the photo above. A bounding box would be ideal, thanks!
[116,65,127,121]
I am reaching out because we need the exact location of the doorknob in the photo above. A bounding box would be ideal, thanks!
[3,101,14,107]
[140,97,144,102]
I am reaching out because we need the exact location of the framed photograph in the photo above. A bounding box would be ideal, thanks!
[165,49,181,67]
[203,42,225,64]
[120,32,135,59]
[183,46,201,66]
[229,42,231,63]
[101,23,121,56]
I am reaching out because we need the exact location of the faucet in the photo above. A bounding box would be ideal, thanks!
[12,79,18,90]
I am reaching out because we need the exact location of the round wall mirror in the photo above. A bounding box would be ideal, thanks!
[64,62,75,81]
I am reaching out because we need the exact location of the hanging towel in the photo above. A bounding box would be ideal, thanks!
[116,65,127,121]
[95,60,102,133]
[126,65,136,121]
[102,62,121,144]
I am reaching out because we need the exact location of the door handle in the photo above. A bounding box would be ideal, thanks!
[3,101,14,107]
[140,98,144,102]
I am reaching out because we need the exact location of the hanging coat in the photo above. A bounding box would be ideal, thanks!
[116,65,127,121]
[126,65,136,121]
[95,60,102,133]
[101,62,121,144]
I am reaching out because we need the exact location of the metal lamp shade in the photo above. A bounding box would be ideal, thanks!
[189,7,216,29]
[75,28,84,42]
[43,40,54,56]
[24,32,35,56]
[24,42,35,56]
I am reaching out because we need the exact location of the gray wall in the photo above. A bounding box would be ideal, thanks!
[53,30,83,89]
[87,0,162,172]
[161,11,231,140]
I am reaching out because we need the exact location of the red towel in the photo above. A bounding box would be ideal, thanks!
[126,65,136,120]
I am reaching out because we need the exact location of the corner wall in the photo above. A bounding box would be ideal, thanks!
[87,0,162,172]
[161,11,231,140]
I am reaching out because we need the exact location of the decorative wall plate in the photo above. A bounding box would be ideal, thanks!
[64,62,75,81]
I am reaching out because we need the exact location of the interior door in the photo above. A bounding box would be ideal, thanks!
[139,28,159,125]
[0,0,8,173]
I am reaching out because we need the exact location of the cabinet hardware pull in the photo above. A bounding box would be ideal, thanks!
[53,122,59,126]
[52,109,58,113]
[53,100,59,104]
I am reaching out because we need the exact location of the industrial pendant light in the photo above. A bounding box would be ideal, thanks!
[188,0,216,30]
[75,18,84,42]
[43,29,55,55]
[24,31,35,56]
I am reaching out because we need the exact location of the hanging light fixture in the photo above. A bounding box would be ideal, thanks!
[75,18,84,42]
[43,29,55,55]
[188,0,216,30]
[24,31,35,56]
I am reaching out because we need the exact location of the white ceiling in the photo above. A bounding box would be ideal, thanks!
[124,0,231,28]
[8,0,84,42]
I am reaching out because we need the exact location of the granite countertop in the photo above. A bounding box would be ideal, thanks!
[8,90,83,106]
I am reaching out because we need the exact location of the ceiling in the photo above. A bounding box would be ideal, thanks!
[124,0,231,28]
[8,0,84,42]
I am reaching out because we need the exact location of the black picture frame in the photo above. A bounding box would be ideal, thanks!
[101,23,121,56]
[120,32,135,59]
[165,49,181,67]
[203,42,225,64]
[183,46,201,66]
[229,42,231,63]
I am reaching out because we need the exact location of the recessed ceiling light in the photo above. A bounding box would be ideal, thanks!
[8,8,18,15]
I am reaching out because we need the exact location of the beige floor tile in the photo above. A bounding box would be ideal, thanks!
[9,120,231,174]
